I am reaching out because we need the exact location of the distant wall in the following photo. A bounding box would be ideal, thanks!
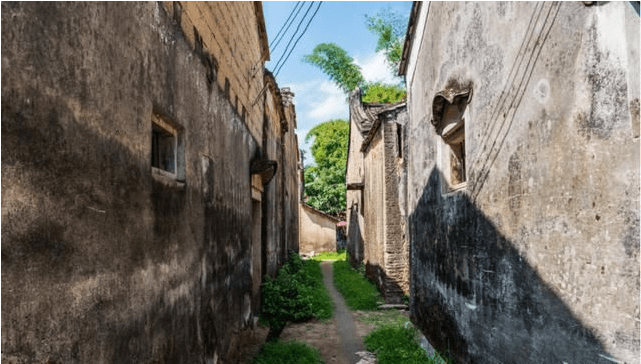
[299,203,339,255]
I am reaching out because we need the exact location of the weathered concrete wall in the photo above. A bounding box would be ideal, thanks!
[282,88,301,256]
[346,108,366,267]
[402,2,639,363]
[1,2,297,363]
[262,74,285,276]
[299,203,339,256]
[363,130,386,287]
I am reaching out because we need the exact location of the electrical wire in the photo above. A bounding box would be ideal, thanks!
[269,2,301,49]
[270,2,304,54]
[274,1,322,77]
[271,2,315,72]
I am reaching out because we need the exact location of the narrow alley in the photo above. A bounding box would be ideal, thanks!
[2,2,639,364]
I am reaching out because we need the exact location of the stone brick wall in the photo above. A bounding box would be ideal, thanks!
[382,120,409,298]
[402,2,639,363]
[174,1,268,142]
[346,90,410,303]
[1,2,298,363]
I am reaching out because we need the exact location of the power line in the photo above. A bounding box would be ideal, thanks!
[270,2,304,54]
[272,2,315,72]
[275,2,322,77]
[269,2,301,49]
[274,1,322,77]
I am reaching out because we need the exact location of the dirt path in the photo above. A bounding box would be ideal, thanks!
[240,260,400,364]
[278,260,369,364]
[321,260,365,363]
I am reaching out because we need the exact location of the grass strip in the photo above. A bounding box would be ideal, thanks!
[301,259,333,320]
[310,249,346,261]
[364,326,452,364]
[252,340,324,364]
[332,260,382,310]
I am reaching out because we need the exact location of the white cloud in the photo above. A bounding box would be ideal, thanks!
[287,80,318,99]
[354,52,398,85]
[305,80,349,123]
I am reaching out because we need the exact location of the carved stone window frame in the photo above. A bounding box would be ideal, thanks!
[431,85,472,193]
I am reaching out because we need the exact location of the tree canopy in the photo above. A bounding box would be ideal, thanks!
[303,120,349,214]
[365,7,407,74]
[300,8,409,215]
[303,43,365,94]
[361,82,406,104]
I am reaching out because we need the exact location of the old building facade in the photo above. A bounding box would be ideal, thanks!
[345,89,410,303]
[399,2,640,363]
[2,2,299,363]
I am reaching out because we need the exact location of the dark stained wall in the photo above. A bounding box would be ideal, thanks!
[1,2,297,363]
[402,2,639,363]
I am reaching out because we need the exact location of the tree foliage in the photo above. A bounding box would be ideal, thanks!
[304,119,349,214]
[300,8,409,215]
[362,82,406,104]
[303,43,365,94]
[365,7,408,74]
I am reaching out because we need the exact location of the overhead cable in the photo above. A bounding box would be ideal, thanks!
[275,1,322,77]
[270,1,304,54]
[273,1,320,76]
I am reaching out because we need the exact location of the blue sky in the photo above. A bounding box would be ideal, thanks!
[262,1,412,163]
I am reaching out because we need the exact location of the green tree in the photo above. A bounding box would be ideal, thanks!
[361,82,406,104]
[303,43,405,104]
[365,7,408,74]
[304,120,349,214]
[303,43,365,94]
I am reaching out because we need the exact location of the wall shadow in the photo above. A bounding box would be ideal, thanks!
[409,168,615,364]
[347,205,364,268]
[364,262,406,304]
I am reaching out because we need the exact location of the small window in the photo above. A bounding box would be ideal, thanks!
[151,113,185,181]
[442,121,465,186]
[152,123,176,173]
[431,85,471,192]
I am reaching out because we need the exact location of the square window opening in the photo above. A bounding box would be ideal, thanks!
[152,123,176,173]
[151,113,185,182]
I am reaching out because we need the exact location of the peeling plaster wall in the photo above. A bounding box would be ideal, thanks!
[404,2,639,363]
[1,2,296,363]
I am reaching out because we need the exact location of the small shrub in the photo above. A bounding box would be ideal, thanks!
[260,252,333,340]
[252,340,324,364]
[333,260,382,310]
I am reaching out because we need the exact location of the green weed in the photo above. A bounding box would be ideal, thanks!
[251,340,324,364]
[358,309,409,328]
[332,260,382,310]
[364,326,452,364]
[311,249,346,261]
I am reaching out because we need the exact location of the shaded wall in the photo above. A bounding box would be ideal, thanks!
[403,2,639,363]
[1,2,297,363]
